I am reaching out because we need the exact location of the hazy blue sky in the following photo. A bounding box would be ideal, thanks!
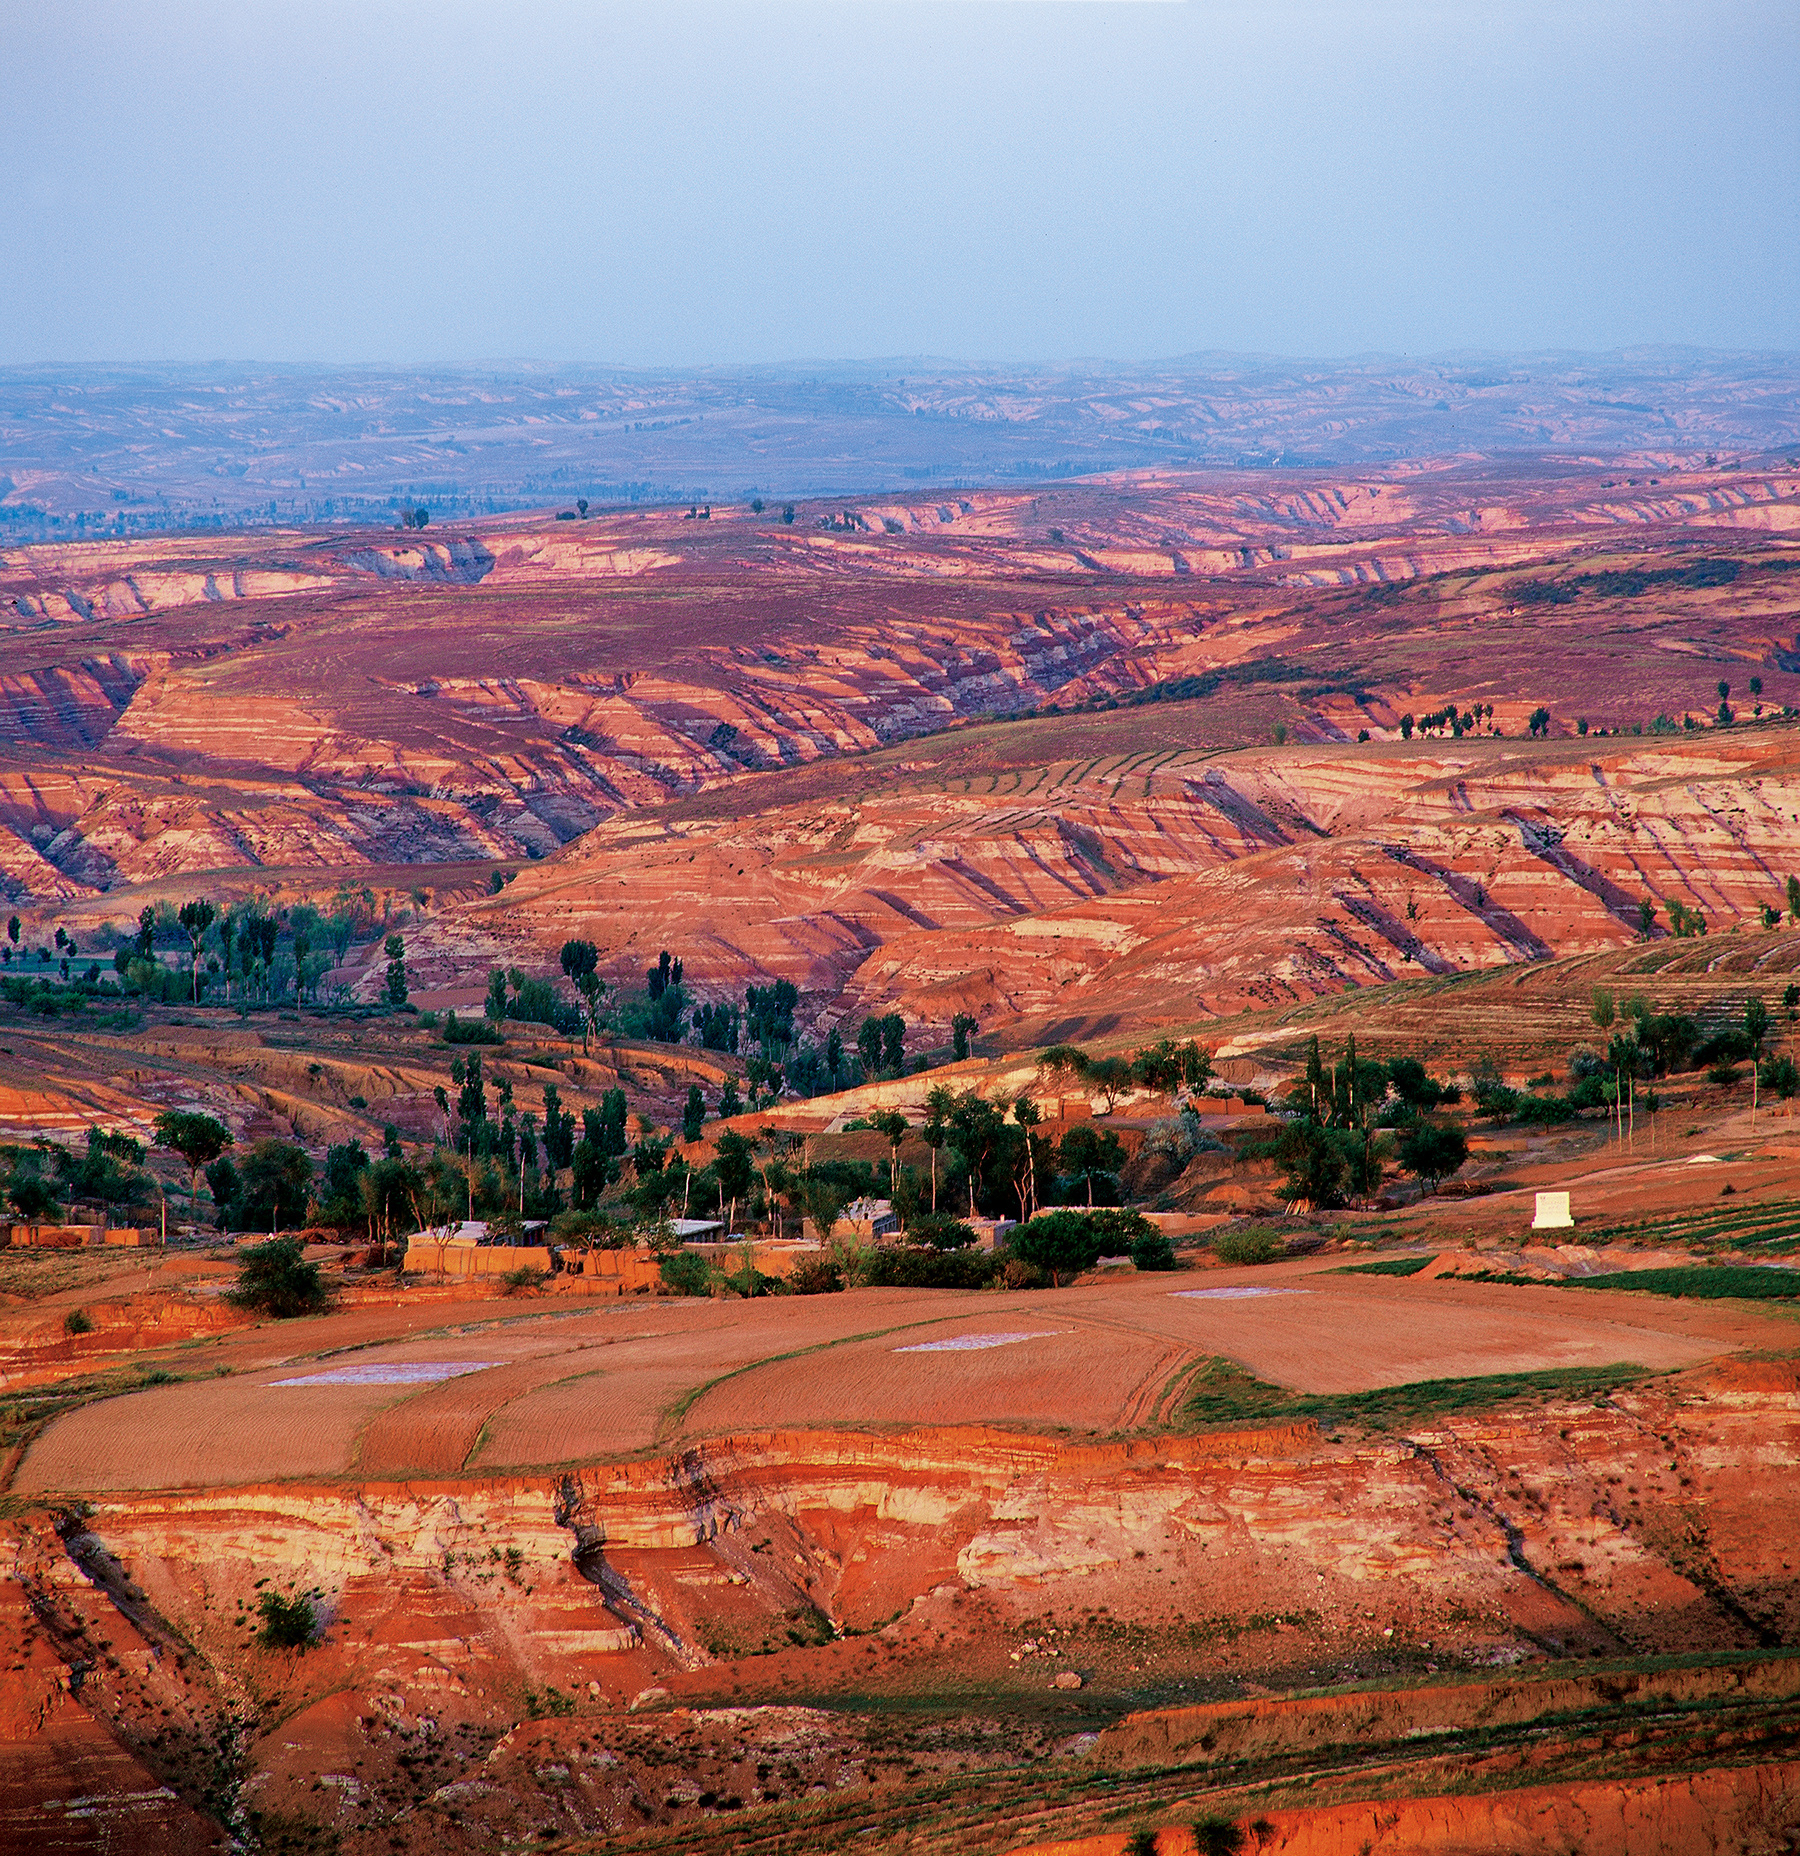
[7,1,1796,366]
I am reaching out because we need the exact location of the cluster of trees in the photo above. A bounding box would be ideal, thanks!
[1627,876,1800,943]
[1,917,87,978]
[535,1077,1186,1250]
[1663,898,1708,939]
[693,999,739,1052]
[660,1203,1176,1300]
[1398,702,1495,741]
[837,1083,1180,1225]
[171,1074,621,1243]
[855,1013,907,1082]
[487,962,582,1039]
[425,1055,652,1218]
[556,940,608,1050]
[3,1127,155,1221]
[481,940,1000,1107]
[1035,1038,1215,1110]
[448,940,1039,1110]
[1254,1034,1468,1209]
[132,1078,1145,1263]
[1460,986,1798,1140]
[99,893,387,1009]
[1,969,109,1017]
[615,949,688,1043]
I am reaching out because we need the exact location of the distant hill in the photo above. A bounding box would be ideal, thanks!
[3,348,1798,539]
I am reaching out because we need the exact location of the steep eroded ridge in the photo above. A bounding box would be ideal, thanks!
[446,730,1800,1041]
[0,457,1796,901]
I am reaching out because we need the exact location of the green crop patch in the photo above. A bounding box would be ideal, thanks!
[1179,1356,1649,1434]
[1555,1265,1800,1301]
[1335,1255,1435,1277]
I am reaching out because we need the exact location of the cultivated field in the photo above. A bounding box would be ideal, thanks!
[19,1261,1792,1496]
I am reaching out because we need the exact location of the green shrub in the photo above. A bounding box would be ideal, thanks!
[1483,1088,1578,1124]
[1212,1226,1283,1266]
[786,1256,844,1294]
[907,1213,977,1251]
[862,1246,1001,1289]
[721,1263,772,1297]
[1397,1119,1469,1190]
[5,1163,62,1220]
[525,1685,575,1719]
[256,1590,319,1650]
[1080,1208,1156,1251]
[659,1251,713,1296]
[228,1237,327,1319]
[63,1308,93,1335]
[501,1267,545,1293]
[1130,1229,1178,1271]
[1271,1120,1352,1206]
[443,1010,504,1045]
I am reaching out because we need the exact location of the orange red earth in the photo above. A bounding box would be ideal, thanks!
[4,460,1800,1849]
[4,1242,1800,1851]
[2,456,1799,1056]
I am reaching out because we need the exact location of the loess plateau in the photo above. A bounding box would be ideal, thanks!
[4,454,1800,1853]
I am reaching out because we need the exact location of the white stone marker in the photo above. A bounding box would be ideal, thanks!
[1531,1190,1574,1230]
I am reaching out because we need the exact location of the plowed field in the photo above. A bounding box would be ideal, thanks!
[18,1264,1792,1495]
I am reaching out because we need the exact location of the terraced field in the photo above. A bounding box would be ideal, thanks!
[17,1261,1791,1495]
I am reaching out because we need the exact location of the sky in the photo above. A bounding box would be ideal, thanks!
[6,0,1797,367]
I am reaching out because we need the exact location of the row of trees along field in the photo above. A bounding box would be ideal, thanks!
[467,942,978,1102]
[5,1021,1214,1248]
[0,892,411,1009]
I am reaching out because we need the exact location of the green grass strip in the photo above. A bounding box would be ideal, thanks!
[1458,1264,1800,1301]
[1179,1356,1649,1434]
[1335,1255,1435,1277]
[1553,1265,1800,1300]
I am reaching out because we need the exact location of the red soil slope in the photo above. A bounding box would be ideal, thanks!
[2,457,1796,902]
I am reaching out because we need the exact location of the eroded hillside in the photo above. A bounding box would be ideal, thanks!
[7,460,1800,1854]
[2,456,1798,908]
[439,728,1800,1044]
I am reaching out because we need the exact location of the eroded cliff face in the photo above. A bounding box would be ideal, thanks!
[4,1365,1795,1851]
[2,459,1797,909]
[453,730,1800,1040]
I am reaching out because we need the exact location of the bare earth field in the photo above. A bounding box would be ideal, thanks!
[4,1256,1798,1854]
[20,1264,1787,1496]
[5,449,1800,1853]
